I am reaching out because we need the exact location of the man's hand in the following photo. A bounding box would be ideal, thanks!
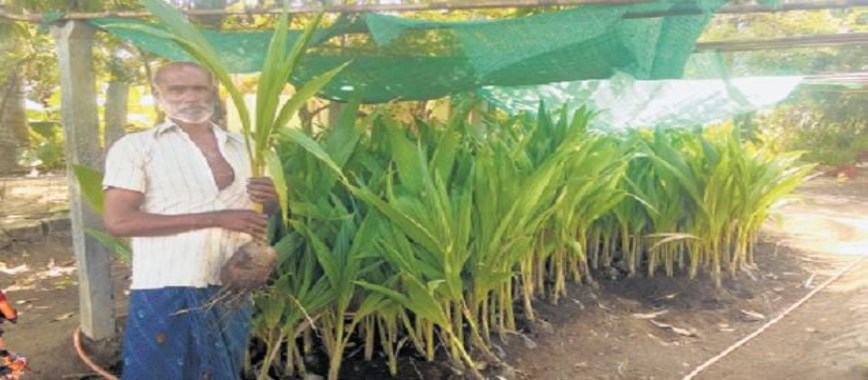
[213,209,269,238]
[247,177,280,215]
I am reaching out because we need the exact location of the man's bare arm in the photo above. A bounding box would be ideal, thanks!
[103,187,267,238]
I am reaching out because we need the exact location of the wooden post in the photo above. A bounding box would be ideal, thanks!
[53,20,116,340]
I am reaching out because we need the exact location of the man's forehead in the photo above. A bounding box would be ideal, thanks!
[155,65,212,86]
[163,64,208,75]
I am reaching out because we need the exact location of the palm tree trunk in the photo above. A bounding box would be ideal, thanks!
[0,71,29,175]
[103,80,128,151]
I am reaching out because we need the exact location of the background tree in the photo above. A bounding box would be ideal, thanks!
[0,0,151,172]
[701,8,868,166]
[0,1,103,174]
[0,8,35,174]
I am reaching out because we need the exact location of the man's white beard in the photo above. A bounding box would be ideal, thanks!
[163,101,215,124]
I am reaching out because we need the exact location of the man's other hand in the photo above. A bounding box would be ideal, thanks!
[247,177,280,215]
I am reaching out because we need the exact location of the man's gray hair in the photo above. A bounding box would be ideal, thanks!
[151,61,215,88]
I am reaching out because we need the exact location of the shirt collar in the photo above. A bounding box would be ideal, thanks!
[153,120,244,144]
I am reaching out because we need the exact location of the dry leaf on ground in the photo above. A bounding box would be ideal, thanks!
[632,310,669,319]
[650,319,698,337]
[52,312,75,322]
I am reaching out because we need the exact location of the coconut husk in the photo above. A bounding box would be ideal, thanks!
[220,240,278,292]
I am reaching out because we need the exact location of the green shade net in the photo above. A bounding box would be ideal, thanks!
[94,0,778,103]
[479,72,803,130]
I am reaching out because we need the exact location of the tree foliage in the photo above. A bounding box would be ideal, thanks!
[701,8,868,75]
[701,9,868,166]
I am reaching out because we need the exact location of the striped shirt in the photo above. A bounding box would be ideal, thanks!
[103,121,252,290]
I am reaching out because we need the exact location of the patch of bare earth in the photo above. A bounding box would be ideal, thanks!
[1,175,129,380]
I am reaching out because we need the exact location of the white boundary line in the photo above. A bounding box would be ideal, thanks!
[682,255,867,380]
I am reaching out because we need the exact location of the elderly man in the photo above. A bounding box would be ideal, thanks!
[103,61,277,380]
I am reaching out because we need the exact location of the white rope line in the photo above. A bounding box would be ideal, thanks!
[682,255,867,380]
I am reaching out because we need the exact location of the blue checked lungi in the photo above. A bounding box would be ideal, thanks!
[121,286,251,380]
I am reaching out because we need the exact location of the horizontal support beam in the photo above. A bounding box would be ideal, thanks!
[696,32,868,52]
[2,0,868,22]
[627,0,868,18]
[0,0,647,22]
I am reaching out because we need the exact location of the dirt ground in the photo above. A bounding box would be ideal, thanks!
[0,171,866,380]
[503,172,868,380]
